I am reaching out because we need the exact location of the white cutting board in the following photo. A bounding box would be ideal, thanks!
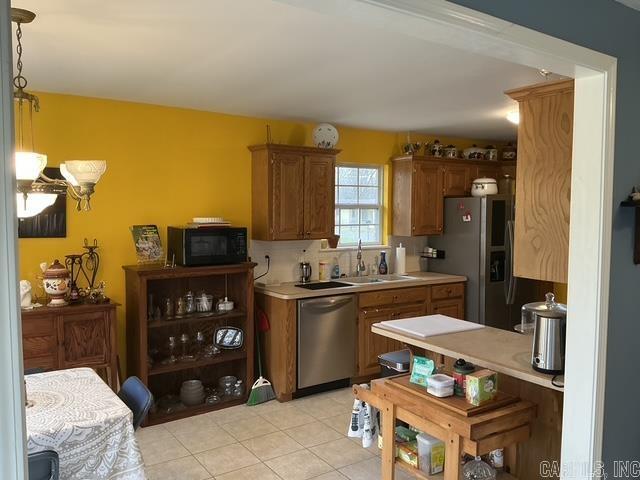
[377,314,484,338]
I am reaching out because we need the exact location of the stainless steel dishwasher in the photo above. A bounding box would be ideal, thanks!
[297,294,357,389]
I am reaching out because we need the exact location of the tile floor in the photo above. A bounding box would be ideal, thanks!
[137,387,414,480]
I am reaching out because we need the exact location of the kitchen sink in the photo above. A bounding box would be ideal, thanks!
[341,275,419,285]
[294,281,352,290]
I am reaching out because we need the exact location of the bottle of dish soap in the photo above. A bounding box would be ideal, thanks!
[378,251,388,275]
[331,257,340,279]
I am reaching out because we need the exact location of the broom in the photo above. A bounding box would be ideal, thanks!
[247,309,276,406]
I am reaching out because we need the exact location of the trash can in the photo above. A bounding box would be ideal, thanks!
[378,349,411,377]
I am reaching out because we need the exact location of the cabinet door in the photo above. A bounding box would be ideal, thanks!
[60,311,111,368]
[507,80,573,283]
[429,298,465,320]
[475,165,499,180]
[412,162,443,235]
[358,307,392,375]
[443,165,471,196]
[271,153,305,240]
[303,155,335,239]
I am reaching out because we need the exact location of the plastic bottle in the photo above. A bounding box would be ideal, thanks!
[378,251,388,274]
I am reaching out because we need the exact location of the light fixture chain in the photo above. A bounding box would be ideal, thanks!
[13,22,28,91]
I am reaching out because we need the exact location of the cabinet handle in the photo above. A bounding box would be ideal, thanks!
[306,231,310,236]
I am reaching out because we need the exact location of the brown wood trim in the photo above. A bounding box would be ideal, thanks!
[248,143,341,155]
[122,262,257,277]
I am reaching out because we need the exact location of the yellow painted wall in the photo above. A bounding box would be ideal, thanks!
[19,92,500,362]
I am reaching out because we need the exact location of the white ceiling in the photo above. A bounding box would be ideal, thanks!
[11,0,549,139]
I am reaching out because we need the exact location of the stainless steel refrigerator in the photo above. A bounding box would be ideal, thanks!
[428,195,542,331]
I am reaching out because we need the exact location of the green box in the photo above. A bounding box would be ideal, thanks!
[465,369,498,406]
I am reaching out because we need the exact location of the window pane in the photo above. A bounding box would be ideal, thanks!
[338,186,358,204]
[339,208,359,225]
[338,225,359,245]
[360,225,380,244]
[359,168,379,186]
[358,187,379,205]
[338,167,358,185]
[360,208,379,225]
[335,208,340,224]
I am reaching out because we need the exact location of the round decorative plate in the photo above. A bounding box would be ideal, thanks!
[312,123,339,148]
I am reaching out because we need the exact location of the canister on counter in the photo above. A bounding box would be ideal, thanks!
[318,261,331,281]
[452,358,475,397]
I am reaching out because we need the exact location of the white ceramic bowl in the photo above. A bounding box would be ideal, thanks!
[471,178,498,197]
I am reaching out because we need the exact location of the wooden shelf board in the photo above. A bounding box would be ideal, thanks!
[148,350,247,376]
[147,310,246,329]
[146,395,248,425]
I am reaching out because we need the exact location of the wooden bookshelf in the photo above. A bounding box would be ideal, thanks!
[123,262,256,425]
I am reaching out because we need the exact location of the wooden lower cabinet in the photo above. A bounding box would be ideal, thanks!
[258,282,466,400]
[430,298,464,319]
[357,286,430,376]
[21,303,119,390]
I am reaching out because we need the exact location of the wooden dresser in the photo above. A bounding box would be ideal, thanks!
[21,303,119,390]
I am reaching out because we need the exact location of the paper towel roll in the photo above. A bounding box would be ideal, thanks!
[396,243,406,275]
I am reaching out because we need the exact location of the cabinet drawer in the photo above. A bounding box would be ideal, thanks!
[431,283,464,300]
[22,316,55,336]
[359,286,428,308]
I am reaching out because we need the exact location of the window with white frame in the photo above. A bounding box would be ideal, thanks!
[335,165,383,246]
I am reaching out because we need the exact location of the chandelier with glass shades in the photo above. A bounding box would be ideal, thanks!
[12,8,106,218]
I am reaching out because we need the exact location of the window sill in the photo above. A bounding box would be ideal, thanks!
[318,244,391,253]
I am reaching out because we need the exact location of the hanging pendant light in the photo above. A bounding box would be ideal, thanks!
[11,8,106,215]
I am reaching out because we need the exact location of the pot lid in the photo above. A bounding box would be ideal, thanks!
[522,292,567,318]
[472,177,497,184]
[46,259,67,271]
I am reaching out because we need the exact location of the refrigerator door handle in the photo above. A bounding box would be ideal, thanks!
[505,219,516,305]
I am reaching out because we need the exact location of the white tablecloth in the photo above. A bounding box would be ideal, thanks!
[25,368,146,480]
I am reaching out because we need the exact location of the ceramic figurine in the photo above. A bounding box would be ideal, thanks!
[19,280,32,308]
[630,186,640,202]
[41,260,71,307]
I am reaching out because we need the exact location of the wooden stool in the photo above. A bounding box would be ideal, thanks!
[354,376,536,480]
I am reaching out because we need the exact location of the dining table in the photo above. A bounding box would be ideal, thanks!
[25,367,146,480]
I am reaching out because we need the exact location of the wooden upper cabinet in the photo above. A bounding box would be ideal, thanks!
[303,154,335,239]
[506,79,574,283]
[250,144,339,241]
[475,165,500,181]
[413,162,444,235]
[393,158,443,236]
[443,164,471,196]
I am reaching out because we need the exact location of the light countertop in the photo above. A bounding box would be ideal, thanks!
[254,271,467,300]
[373,321,564,392]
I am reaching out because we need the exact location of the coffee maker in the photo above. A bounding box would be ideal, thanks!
[521,293,567,374]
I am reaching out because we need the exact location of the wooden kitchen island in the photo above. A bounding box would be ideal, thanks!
[367,322,563,480]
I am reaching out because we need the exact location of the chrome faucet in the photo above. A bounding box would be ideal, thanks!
[355,240,366,276]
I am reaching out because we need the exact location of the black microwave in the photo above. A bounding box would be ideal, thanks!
[167,226,247,267]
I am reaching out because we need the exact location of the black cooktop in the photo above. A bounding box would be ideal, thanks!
[294,281,352,290]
